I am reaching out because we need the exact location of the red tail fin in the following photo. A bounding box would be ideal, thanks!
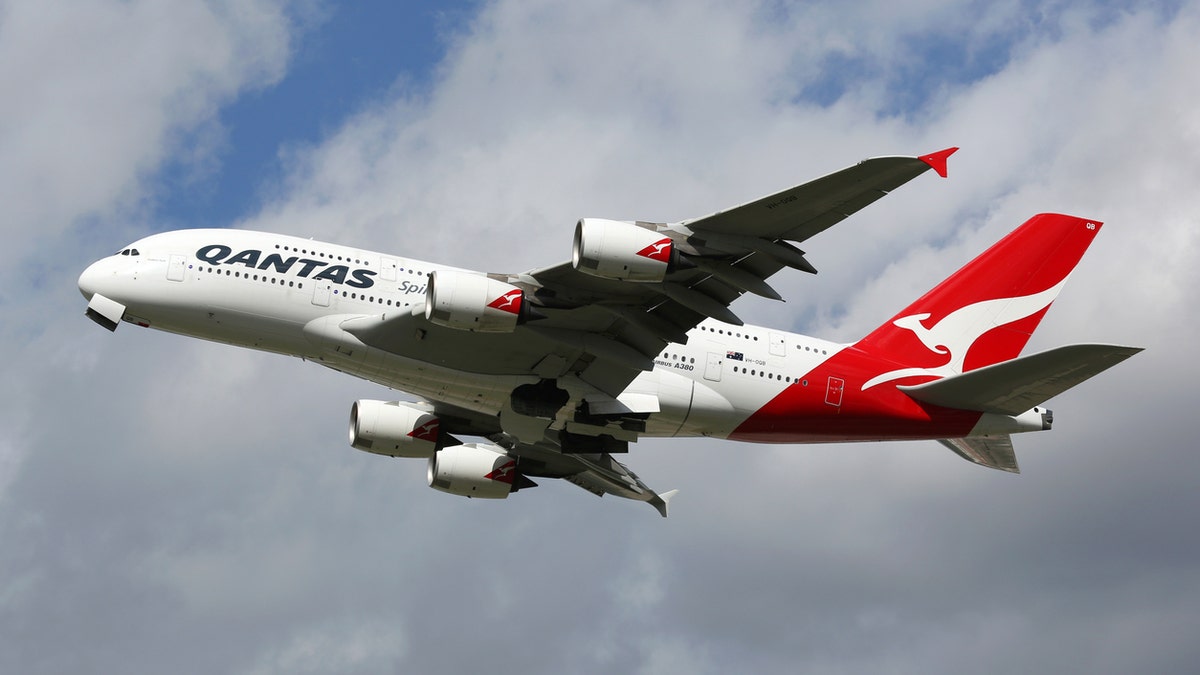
[856,214,1102,389]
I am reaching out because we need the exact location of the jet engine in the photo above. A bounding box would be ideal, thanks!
[427,443,531,499]
[349,399,441,458]
[424,270,531,333]
[572,218,681,282]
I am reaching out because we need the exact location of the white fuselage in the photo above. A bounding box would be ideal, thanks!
[78,229,848,442]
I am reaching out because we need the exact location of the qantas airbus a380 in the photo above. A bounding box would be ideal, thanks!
[78,148,1141,516]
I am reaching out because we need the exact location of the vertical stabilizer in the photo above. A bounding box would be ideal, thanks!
[856,214,1103,390]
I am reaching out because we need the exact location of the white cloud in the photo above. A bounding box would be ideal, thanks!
[0,0,302,497]
[241,617,409,675]
[0,0,295,262]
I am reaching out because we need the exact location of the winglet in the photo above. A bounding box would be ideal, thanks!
[649,489,679,518]
[918,147,959,178]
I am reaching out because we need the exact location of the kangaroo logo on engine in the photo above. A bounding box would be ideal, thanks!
[637,238,673,262]
[408,418,440,443]
[486,459,518,484]
[486,289,523,314]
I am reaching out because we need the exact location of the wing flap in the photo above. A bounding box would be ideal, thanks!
[900,343,1143,415]
[551,451,677,517]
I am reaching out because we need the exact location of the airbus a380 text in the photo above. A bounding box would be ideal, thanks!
[78,148,1140,516]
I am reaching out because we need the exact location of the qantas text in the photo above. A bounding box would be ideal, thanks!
[196,245,377,289]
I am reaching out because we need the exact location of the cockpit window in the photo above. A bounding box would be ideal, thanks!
[117,248,141,256]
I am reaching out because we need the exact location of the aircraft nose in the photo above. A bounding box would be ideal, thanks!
[78,259,107,301]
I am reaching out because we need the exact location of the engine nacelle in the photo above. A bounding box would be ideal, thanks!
[572,218,676,282]
[427,443,519,500]
[349,400,440,458]
[424,270,528,333]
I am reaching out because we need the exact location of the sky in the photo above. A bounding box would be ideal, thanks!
[2,0,1199,673]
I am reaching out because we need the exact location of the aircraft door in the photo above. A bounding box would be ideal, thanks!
[703,352,723,382]
[381,257,398,282]
[167,254,187,282]
[825,376,845,407]
[312,282,332,307]
[769,332,786,357]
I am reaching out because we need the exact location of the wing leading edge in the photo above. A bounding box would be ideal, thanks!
[681,148,958,242]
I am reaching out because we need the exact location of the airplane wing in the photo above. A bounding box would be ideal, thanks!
[680,147,957,242]
[410,399,678,516]
[345,148,958,398]
[516,441,678,517]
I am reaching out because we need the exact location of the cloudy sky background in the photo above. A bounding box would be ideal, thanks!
[3,0,1198,672]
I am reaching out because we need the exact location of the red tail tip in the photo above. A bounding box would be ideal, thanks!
[918,147,959,178]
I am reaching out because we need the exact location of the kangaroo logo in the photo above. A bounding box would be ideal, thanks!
[408,418,440,443]
[486,459,517,484]
[636,238,673,263]
[862,278,1068,390]
[487,289,524,314]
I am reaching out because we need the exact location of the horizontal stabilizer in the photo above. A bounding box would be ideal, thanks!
[939,435,1019,473]
[900,344,1142,415]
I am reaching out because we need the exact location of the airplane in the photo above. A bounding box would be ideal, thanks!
[77,147,1141,516]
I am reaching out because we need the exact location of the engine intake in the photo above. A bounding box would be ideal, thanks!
[572,218,681,282]
[349,400,441,458]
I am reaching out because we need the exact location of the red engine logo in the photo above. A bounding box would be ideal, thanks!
[486,289,523,314]
[636,238,673,262]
